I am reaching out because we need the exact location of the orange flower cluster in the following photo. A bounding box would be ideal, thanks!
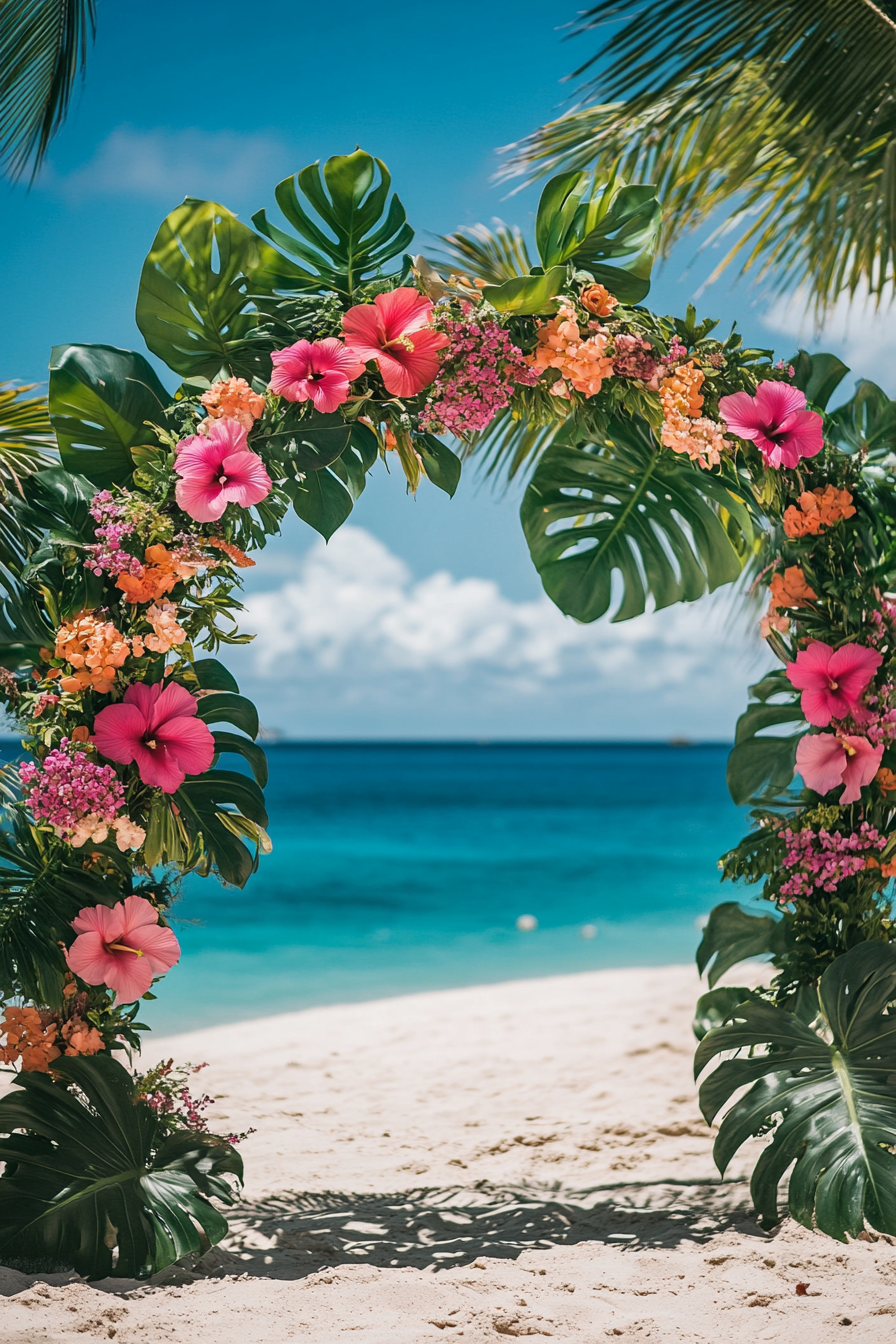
[200,377,265,431]
[580,283,618,318]
[0,998,104,1072]
[760,566,817,638]
[207,536,255,568]
[0,1006,59,1070]
[660,360,705,422]
[661,416,731,470]
[115,543,203,603]
[876,766,896,794]
[55,612,130,694]
[140,601,187,655]
[529,303,614,399]
[783,486,856,538]
[659,360,730,469]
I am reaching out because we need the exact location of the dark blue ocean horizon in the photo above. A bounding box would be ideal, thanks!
[138,741,745,1035]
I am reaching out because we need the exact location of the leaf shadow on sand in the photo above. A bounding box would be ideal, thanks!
[203,1178,768,1283]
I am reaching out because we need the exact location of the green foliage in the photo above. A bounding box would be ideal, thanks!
[136,198,308,382]
[790,350,850,412]
[0,383,57,571]
[415,434,461,499]
[520,418,754,622]
[176,769,269,889]
[696,901,789,989]
[500,1,896,313]
[281,422,378,540]
[534,172,660,303]
[252,150,413,301]
[48,345,169,486]
[726,672,805,806]
[0,1054,241,1279]
[695,943,896,1238]
[692,985,756,1041]
[437,171,660,310]
[0,0,95,181]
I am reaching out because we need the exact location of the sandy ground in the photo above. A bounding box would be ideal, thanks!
[2,964,895,1341]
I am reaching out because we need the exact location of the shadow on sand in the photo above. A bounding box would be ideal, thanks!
[200,1177,768,1283]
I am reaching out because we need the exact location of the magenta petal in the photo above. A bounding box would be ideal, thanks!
[92,702,148,766]
[176,476,227,522]
[132,741,187,793]
[840,737,884,804]
[146,681,198,734]
[827,643,881,702]
[718,390,763,438]
[753,380,808,424]
[795,733,847,795]
[155,715,216,777]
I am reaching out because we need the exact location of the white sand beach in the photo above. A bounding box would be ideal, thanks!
[2,964,894,1341]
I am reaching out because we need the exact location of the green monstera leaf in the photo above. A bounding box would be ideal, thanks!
[520,418,754,622]
[534,171,661,304]
[695,942,896,1239]
[696,901,790,988]
[136,198,308,382]
[726,670,806,806]
[281,421,379,540]
[252,149,414,301]
[49,345,170,487]
[0,1054,241,1279]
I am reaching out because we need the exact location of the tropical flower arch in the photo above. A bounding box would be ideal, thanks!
[0,149,894,1274]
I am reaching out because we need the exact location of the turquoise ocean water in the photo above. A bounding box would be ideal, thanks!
[138,743,745,1034]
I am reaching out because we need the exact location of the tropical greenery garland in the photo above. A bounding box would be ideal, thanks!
[0,146,893,1276]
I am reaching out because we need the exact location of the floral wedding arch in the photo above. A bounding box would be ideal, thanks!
[0,149,894,1275]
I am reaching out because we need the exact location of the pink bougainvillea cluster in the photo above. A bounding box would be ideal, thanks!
[777,822,885,901]
[420,310,537,435]
[18,739,144,850]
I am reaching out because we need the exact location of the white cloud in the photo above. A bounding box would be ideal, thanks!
[45,126,290,204]
[760,284,896,396]
[243,526,764,705]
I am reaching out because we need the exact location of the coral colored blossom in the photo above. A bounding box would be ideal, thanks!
[769,566,817,610]
[528,304,614,397]
[782,485,856,538]
[786,641,882,726]
[116,544,187,604]
[200,377,265,430]
[0,1006,60,1072]
[66,895,180,1006]
[55,613,130,694]
[580,283,618,317]
[206,536,255,568]
[92,681,215,792]
[143,601,186,654]
[661,416,730,470]
[269,338,365,413]
[795,732,883,804]
[876,766,896,793]
[660,360,704,421]
[719,381,823,468]
[342,288,449,397]
[174,419,271,524]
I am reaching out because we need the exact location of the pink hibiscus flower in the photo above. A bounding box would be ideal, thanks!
[66,894,180,1006]
[342,287,449,397]
[174,418,271,523]
[269,338,365,413]
[718,381,824,469]
[795,733,883,805]
[92,681,215,793]
[786,640,882,727]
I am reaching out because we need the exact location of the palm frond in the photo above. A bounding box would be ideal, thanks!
[501,0,896,312]
[432,221,533,284]
[0,0,96,181]
[0,383,56,489]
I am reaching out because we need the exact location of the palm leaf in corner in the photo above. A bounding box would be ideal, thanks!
[500,0,896,313]
[0,0,96,181]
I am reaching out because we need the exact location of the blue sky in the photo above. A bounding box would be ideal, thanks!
[1,1,891,738]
